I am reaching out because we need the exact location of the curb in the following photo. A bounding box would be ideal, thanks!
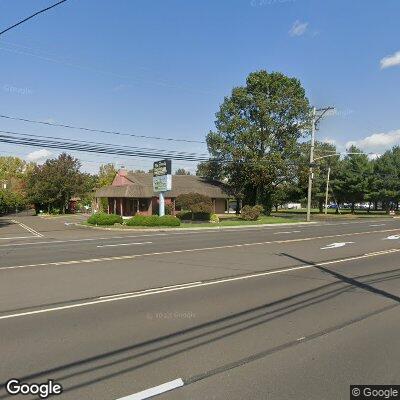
[75,221,314,232]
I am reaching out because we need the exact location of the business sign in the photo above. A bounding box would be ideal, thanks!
[153,159,172,192]
[153,160,172,177]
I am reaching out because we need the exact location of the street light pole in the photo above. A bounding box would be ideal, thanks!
[306,106,335,222]
[324,165,331,215]
[306,107,316,222]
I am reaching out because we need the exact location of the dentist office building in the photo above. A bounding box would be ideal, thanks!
[94,168,230,217]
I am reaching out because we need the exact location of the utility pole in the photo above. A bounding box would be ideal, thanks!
[324,165,331,215]
[306,106,335,222]
[306,107,316,222]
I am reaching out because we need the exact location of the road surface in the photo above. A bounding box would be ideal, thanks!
[0,216,399,399]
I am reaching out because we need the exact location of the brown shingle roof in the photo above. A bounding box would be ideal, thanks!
[95,173,229,198]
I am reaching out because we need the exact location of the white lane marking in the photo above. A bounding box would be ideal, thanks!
[1,227,400,272]
[364,249,400,256]
[11,220,43,237]
[117,378,184,400]
[99,281,203,299]
[1,248,400,321]
[0,235,166,247]
[0,219,396,248]
[370,224,386,227]
[97,242,152,248]
[273,231,301,234]
[0,236,41,240]
[321,242,354,250]
[385,235,400,240]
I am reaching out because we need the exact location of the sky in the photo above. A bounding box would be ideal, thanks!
[0,0,399,173]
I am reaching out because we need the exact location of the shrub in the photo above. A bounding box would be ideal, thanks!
[175,193,213,215]
[240,205,264,221]
[159,215,180,226]
[176,211,192,220]
[176,211,210,221]
[125,215,180,227]
[87,212,123,225]
[210,213,219,223]
[193,212,211,220]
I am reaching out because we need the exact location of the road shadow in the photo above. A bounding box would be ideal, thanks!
[1,263,400,397]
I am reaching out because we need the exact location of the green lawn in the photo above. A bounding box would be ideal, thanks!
[180,215,300,228]
[83,214,303,229]
[273,208,393,218]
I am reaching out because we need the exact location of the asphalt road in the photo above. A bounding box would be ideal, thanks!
[0,215,399,399]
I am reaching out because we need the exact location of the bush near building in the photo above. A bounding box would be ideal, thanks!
[240,205,264,221]
[87,213,123,225]
[175,193,213,220]
[176,211,211,221]
[125,215,180,227]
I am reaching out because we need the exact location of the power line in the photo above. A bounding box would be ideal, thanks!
[0,0,68,36]
[0,130,210,162]
[0,129,208,157]
[0,114,206,144]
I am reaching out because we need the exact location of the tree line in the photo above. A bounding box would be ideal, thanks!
[195,70,399,214]
[1,70,398,215]
[0,155,193,215]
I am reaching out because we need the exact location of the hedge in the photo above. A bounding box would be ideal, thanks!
[125,215,180,227]
[176,211,211,221]
[87,213,123,225]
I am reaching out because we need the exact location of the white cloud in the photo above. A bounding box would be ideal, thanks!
[346,129,400,153]
[289,20,308,37]
[380,51,400,69]
[27,149,52,162]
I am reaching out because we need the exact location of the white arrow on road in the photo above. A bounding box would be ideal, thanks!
[321,242,354,250]
[385,235,400,240]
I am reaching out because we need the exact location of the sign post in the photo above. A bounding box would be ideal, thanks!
[153,159,172,216]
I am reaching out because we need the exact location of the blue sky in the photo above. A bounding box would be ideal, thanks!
[0,0,399,172]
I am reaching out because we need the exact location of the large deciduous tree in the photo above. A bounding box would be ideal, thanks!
[26,153,90,213]
[206,70,311,214]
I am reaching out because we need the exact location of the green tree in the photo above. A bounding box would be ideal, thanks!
[0,156,26,180]
[26,153,89,213]
[332,146,372,213]
[196,160,224,180]
[97,163,117,187]
[371,147,400,212]
[206,70,311,214]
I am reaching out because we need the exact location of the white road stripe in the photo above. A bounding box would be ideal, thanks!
[99,281,203,299]
[97,242,152,248]
[0,248,399,321]
[0,219,396,248]
[11,220,43,237]
[0,236,41,240]
[1,227,400,272]
[116,378,184,400]
[273,231,301,234]
[370,224,386,227]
